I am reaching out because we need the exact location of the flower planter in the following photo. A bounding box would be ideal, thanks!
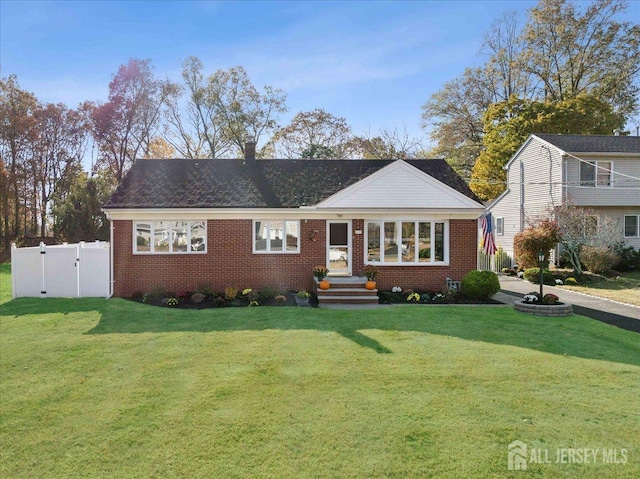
[514,300,573,317]
[295,296,310,307]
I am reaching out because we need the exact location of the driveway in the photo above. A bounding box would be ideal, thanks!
[497,275,640,333]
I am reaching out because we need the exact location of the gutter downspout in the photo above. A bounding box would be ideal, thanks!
[105,212,114,299]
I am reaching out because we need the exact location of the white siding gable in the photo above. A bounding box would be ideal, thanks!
[314,160,483,209]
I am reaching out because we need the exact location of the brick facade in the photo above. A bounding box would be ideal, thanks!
[112,218,478,297]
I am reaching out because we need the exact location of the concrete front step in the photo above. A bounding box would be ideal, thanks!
[319,287,378,296]
[314,276,380,305]
[317,295,380,304]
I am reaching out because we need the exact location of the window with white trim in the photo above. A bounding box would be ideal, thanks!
[253,220,300,253]
[579,161,613,187]
[624,215,639,238]
[365,220,448,265]
[495,217,504,235]
[134,221,206,254]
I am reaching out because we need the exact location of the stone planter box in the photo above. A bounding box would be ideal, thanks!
[514,300,573,317]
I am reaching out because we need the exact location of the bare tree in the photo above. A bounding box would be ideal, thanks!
[353,125,424,159]
[272,109,356,159]
[90,59,179,182]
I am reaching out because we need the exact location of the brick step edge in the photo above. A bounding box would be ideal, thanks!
[317,295,380,303]
[317,288,378,294]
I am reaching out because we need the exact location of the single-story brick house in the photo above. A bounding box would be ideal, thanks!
[103,145,485,298]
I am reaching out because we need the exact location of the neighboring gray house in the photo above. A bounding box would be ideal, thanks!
[488,134,640,261]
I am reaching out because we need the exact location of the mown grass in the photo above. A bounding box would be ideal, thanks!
[561,271,640,306]
[1,263,639,478]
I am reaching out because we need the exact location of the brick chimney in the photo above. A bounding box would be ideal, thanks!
[245,141,256,164]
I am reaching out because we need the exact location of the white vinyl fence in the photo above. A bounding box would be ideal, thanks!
[11,241,110,299]
[477,247,515,273]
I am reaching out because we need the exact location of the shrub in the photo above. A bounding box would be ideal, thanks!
[565,277,578,285]
[224,286,239,300]
[177,290,192,300]
[461,270,500,299]
[523,267,554,285]
[257,286,280,303]
[543,293,559,305]
[131,291,145,302]
[248,300,259,307]
[191,292,206,304]
[580,246,621,274]
[613,243,640,271]
[513,219,561,270]
[213,297,225,307]
[195,284,216,299]
[274,294,287,305]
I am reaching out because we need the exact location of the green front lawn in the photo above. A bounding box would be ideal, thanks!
[1,264,639,478]
[560,271,640,306]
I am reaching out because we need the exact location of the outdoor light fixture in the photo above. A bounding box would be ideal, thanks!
[538,251,545,298]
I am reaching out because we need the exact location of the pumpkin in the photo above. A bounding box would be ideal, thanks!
[318,280,330,290]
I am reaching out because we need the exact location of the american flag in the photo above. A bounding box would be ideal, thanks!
[480,213,497,255]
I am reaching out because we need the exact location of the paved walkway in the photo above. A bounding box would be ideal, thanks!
[498,275,640,333]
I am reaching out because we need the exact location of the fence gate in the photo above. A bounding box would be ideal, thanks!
[11,241,110,299]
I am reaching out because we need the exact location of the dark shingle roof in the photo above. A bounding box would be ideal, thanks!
[104,158,480,209]
[535,134,640,153]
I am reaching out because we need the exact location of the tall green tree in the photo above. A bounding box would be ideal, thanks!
[423,0,640,181]
[0,75,38,251]
[470,95,624,200]
[52,172,111,243]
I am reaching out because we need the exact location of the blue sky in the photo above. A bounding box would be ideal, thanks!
[2,0,639,151]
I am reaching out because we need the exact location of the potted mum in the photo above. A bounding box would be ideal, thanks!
[363,265,379,290]
[313,265,330,290]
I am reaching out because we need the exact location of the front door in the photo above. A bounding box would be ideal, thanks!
[327,220,351,276]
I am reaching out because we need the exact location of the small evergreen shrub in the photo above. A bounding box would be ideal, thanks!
[613,244,640,271]
[461,270,500,299]
[565,277,578,285]
[523,267,554,285]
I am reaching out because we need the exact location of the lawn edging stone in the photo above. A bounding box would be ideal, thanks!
[514,300,573,317]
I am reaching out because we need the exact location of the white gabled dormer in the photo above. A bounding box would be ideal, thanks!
[313,160,484,211]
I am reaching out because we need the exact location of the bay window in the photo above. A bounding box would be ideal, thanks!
[365,220,448,265]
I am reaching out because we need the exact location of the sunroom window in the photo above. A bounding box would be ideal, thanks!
[134,221,206,254]
[365,220,448,265]
[253,220,300,253]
